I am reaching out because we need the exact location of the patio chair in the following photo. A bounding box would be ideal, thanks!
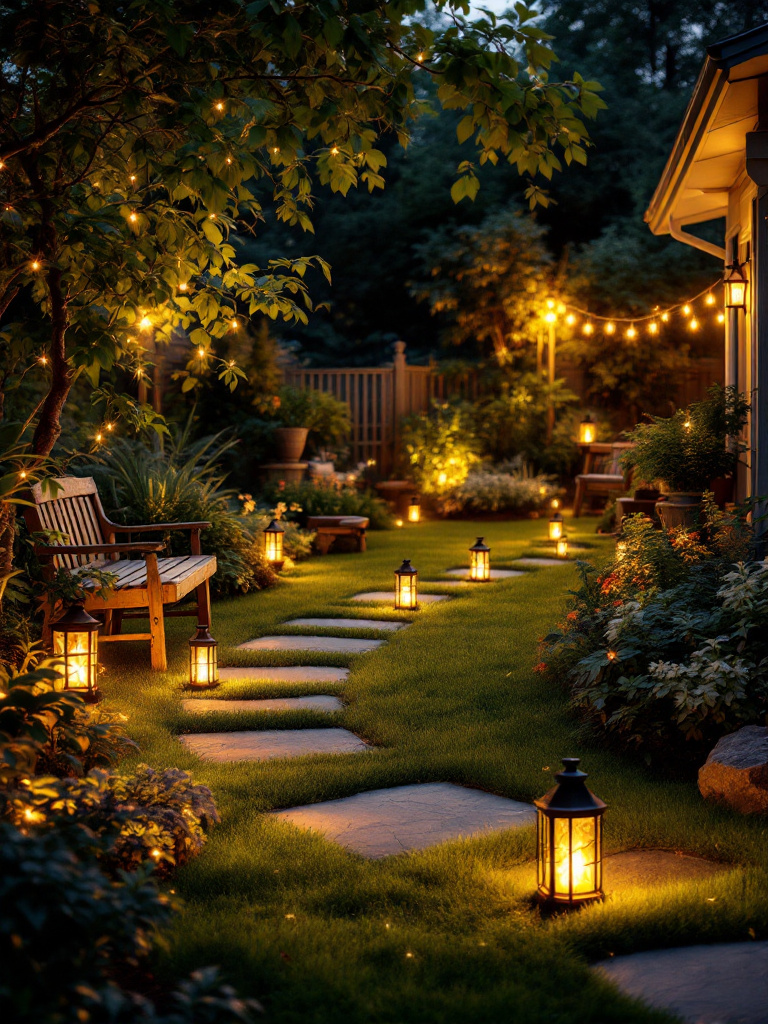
[573,442,635,517]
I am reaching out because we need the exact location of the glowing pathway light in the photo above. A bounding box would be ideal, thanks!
[51,602,101,703]
[535,758,606,909]
[264,518,285,570]
[188,624,219,689]
[394,559,418,610]
[468,537,491,581]
[549,512,564,541]
[408,495,421,523]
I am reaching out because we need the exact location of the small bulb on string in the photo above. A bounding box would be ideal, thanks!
[139,316,152,330]
[228,359,235,368]
[330,146,340,156]
[661,311,670,322]
[198,347,206,357]
[625,324,637,340]
[565,313,576,326]
[95,432,103,443]
[178,282,188,292]
[689,317,699,331]
[214,101,225,112]
[105,422,114,432]
[684,418,692,430]
[582,321,594,335]
[416,51,425,62]
[649,321,659,335]
[705,292,715,306]
[0,161,5,171]
[272,147,280,155]
[229,318,238,330]
[225,156,233,165]
[604,322,616,335]
[19,469,27,480]
[208,213,217,220]
[30,259,41,271]
[38,355,48,366]
[682,304,691,316]
[129,174,136,184]
[717,312,725,324]
[129,212,138,223]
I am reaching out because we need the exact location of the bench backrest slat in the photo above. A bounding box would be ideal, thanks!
[26,477,107,569]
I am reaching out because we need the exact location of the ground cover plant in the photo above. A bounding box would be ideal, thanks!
[541,502,766,764]
[440,459,557,516]
[89,518,768,1023]
[260,478,392,530]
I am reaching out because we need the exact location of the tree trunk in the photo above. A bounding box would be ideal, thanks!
[32,267,72,456]
[0,502,15,583]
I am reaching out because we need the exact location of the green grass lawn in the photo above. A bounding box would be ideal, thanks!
[102,516,768,1023]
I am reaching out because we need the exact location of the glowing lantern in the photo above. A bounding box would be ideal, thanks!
[724,261,748,310]
[51,603,101,703]
[535,757,606,908]
[188,624,219,688]
[468,537,491,581]
[263,519,285,569]
[578,415,596,446]
[548,512,564,541]
[394,559,418,610]
[556,535,568,558]
[408,495,421,523]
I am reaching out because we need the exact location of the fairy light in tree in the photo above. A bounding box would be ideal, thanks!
[229,318,238,330]
[198,346,206,358]
[625,324,637,340]
[535,758,606,908]
[225,156,233,165]
[39,355,48,365]
[582,321,594,335]
[208,213,217,220]
[661,311,670,322]
[689,317,699,331]
[139,316,152,330]
[551,498,560,510]
[129,174,136,184]
[682,304,691,316]
[604,322,616,335]
[648,321,659,335]
[30,259,41,271]
[129,212,138,224]
[565,313,576,326]
[178,281,188,292]
[331,146,340,156]
[214,101,225,112]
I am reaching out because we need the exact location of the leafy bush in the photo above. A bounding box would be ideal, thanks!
[540,502,762,765]
[237,496,316,561]
[401,402,482,500]
[440,460,558,516]
[622,384,749,492]
[0,825,260,1024]
[261,479,392,529]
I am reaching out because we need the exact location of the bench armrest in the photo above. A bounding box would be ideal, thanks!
[107,521,211,532]
[37,542,166,556]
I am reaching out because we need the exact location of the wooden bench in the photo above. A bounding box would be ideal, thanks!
[25,477,217,671]
[573,443,635,518]
[306,515,369,555]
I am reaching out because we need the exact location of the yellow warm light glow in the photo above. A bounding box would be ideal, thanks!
[705,292,715,305]
[105,422,114,432]
[649,321,658,334]
[579,421,596,445]
[265,531,283,564]
[53,629,93,690]
[139,316,152,330]
[129,212,138,223]
[582,322,594,335]
[95,433,103,443]
[214,101,225,112]
[554,817,594,895]
[551,498,560,510]
[565,313,576,326]
[544,311,557,324]
[604,322,616,335]
[661,311,670,322]
[437,471,447,486]
[625,324,637,340]
[194,646,212,685]
[689,318,699,331]
[395,518,404,527]
[408,502,420,523]
[416,51,425,61]
[19,469,27,480]
[198,346,206,357]
[684,419,692,430]
[30,259,41,271]
[726,279,747,308]
[39,355,48,365]
[398,578,415,607]
[225,156,233,165]
[556,536,568,558]
[230,318,238,330]
[179,281,188,291]
[469,547,490,581]
[330,146,340,155]
[606,650,618,661]
[129,174,136,183]
[549,519,563,541]
[682,304,691,316]
[616,540,627,561]
[717,312,725,324]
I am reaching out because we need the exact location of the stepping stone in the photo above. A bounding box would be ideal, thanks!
[351,592,450,604]
[285,617,406,632]
[218,666,349,683]
[273,782,535,858]
[180,727,368,762]
[444,568,524,579]
[604,849,728,891]
[596,942,768,1024]
[238,635,384,653]
[513,557,572,567]
[182,696,344,715]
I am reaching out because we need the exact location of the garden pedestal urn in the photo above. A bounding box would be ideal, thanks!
[655,493,702,530]
[275,427,309,463]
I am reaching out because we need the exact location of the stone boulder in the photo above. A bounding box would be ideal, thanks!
[698,726,768,814]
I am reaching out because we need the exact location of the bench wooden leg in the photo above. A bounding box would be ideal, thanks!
[357,531,366,552]
[315,533,333,555]
[573,480,586,518]
[145,553,167,671]
[196,578,212,628]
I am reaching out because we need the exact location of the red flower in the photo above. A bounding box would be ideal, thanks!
[566,611,578,621]
[533,661,547,673]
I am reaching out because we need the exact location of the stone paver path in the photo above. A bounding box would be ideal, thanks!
[513,557,571,567]
[596,942,768,1024]
[180,727,368,762]
[273,782,535,858]
[285,617,407,632]
[218,666,349,683]
[238,635,384,653]
[445,568,524,579]
[182,696,344,715]
[351,592,450,604]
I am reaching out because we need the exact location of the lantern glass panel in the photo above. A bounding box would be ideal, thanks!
[556,536,568,558]
[578,419,596,445]
[727,280,746,308]
[408,498,421,523]
[265,530,283,564]
[549,516,563,541]
[53,628,97,693]
[394,561,418,610]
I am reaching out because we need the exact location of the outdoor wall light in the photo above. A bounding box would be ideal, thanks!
[535,757,606,909]
[578,415,596,446]
[468,537,491,581]
[263,518,285,570]
[556,535,568,558]
[724,261,748,310]
[394,559,418,610]
[549,512,564,541]
[408,495,421,523]
[51,602,101,703]
[188,624,219,689]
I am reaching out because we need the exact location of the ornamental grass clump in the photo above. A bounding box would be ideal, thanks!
[440,459,557,516]
[540,499,765,765]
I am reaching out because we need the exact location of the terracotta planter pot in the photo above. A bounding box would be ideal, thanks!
[655,492,702,530]
[274,427,309,463]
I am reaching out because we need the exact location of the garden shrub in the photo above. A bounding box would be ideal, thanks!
[400,402,481,502]
[260,479,392,529]
[271,385,351,451]
[439,459,557,516]
[540,500,765,765]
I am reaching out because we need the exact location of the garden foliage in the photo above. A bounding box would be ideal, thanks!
[260,479,392,530]
[0,662,256,1024]
[401,402,482,501]
[541,502,767,762]
[439,459,557,516]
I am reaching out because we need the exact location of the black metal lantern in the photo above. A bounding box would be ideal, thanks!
[408,495,421,523]
[468,537,491,581]
[724,261,748,310]
[394,558,418,610]
[578,414,596,446]
[50,602,101,703]
[188,624,219,688]
[535,758,606,908]
[549,511,564,541]
[263,518,285,569]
